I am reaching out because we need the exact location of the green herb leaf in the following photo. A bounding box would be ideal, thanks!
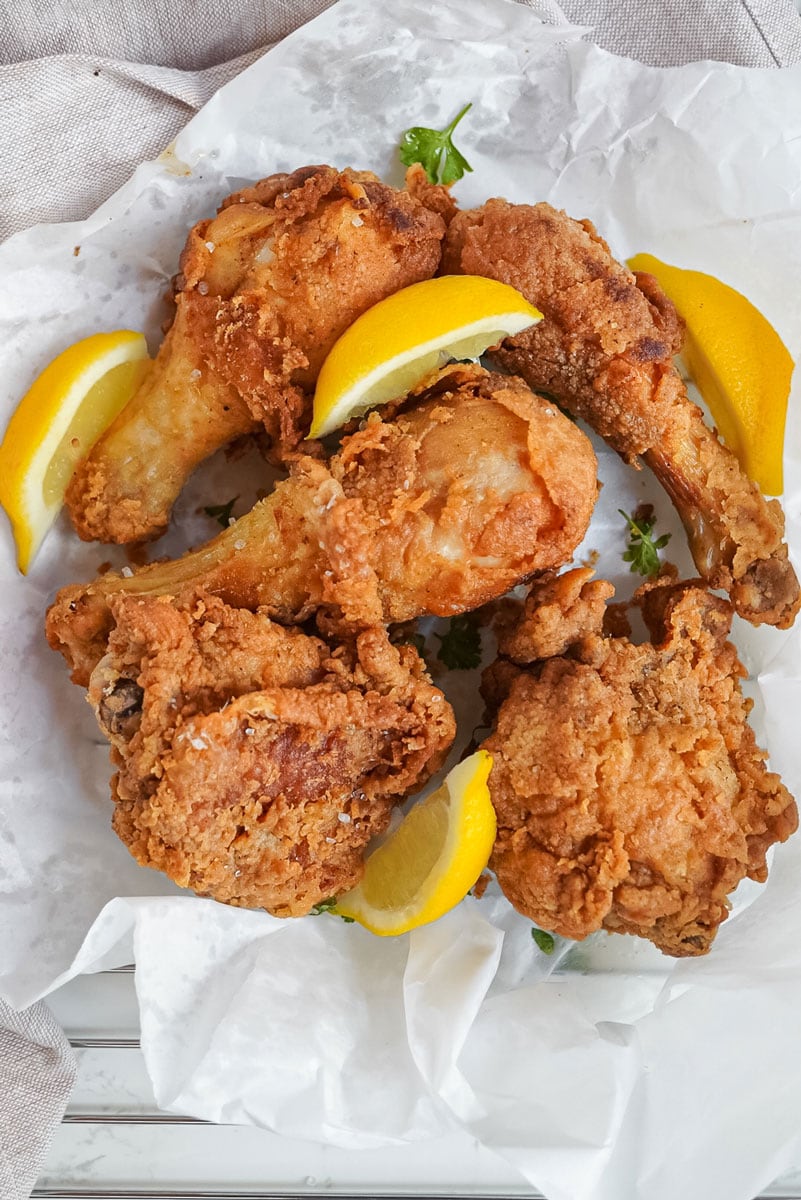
[390,627,428,658]
[619,507,671,578]
[399,103,474,186]
[339,914,355,924]
[531,927,555,955]
[406,632,427,655]
[311,897,337,916]
[435,614,482,670]
[203,496,239,528]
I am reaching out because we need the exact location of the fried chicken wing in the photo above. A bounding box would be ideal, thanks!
[66,166,446,544]
[482,570,797,956]
[441,200,800,629]
[48,364,598,685]
[88,591,455,916]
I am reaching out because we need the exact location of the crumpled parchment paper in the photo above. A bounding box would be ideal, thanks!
[1,1,801,1197]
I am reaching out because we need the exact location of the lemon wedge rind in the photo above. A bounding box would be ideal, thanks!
[309,276,542,439]
[0,330,148,573]
[627,252,793,496]
[335,749,496,937]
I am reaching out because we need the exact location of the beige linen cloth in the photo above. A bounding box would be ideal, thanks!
[1,1,801,1197]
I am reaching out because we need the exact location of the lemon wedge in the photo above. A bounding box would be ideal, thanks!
[628,253,794,496]
[0,331,149,572]
[309,276,542,438]
[335,749,496,936]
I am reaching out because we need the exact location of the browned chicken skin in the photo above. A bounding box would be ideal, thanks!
[482,570,798,957]
[441,199,800,629]
[47,365,599,686]
[89,592,455,916]
[66,166,446,545]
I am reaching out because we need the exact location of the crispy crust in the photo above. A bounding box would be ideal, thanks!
[89,591,455,916]
[483,572,798,956]
[47,365,599,686]
[66,166,446,544]
[443,198,800,628]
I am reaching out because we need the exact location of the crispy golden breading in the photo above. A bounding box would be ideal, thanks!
[482,571,797,957]
[47,364,598,685]
[88,592,455,916]
[495,567,615,662]
[40,162,799,947]
[66,166,446,544]
[404,163,459,226]
[443,202,684,459]
[441,199,800,629]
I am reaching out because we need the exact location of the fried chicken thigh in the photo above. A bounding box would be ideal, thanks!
[482,570,797,956]
[66,166,446,544]
[442,200,800,629]
[89,591,455,916]
[48,365,598,685]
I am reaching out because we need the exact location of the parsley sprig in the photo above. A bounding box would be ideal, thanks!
[531,928,555,955]
[203,496,238,528]
[619,507,671,578]
[391,628,427,657]
[399,103,474,186]
[435,614,482,671]
[310,897,354,923]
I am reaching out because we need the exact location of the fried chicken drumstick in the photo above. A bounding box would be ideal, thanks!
[89,591,455,916]
[66,166,446,544]
[441,200,800,629]
[482,569,798,957]
[48,365,598,685]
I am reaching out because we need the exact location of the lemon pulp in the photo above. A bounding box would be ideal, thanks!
[309,276,541,438]
[0,330,149,571]
[335,750,496,936]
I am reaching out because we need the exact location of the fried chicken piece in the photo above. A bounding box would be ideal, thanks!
[442,200,800,629]
[88,591,455,916]
[482,570,797,956]
[66,166,446,544]
[47,364,598,685]
[496,566,615,662]
[404,163,459,226]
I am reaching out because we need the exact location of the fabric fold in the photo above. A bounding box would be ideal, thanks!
[0,999,77,1200]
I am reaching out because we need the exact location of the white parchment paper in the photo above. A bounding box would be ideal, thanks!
[2,2,801,1197]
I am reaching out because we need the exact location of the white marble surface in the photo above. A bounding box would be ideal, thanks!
[40,970,536,1197]
[37,968,801,1198]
